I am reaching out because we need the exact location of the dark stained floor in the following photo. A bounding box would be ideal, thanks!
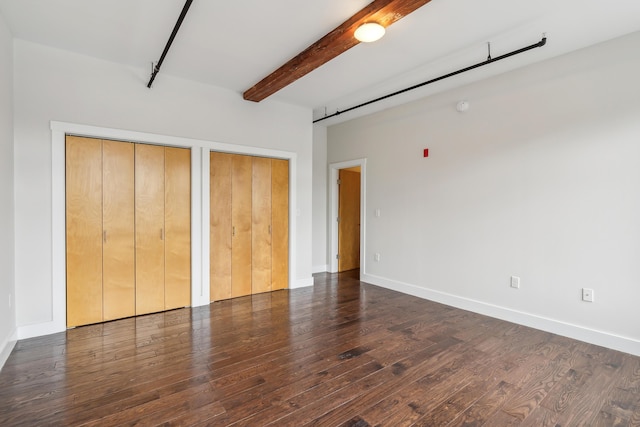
[1,270,639,426]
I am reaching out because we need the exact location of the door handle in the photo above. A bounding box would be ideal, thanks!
[160,228,164,240]
[103,230,107,243]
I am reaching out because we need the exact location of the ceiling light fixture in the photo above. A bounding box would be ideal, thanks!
[354,22,386,43]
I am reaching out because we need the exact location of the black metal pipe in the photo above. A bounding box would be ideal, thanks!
[313,35,547,123]
[147,0,194,88]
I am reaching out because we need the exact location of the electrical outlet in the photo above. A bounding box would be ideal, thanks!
[582,288,594,302]
[510,276,520,289]
[374,253,381,262]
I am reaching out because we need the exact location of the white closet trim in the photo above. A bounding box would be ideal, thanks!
[28,121,298,338]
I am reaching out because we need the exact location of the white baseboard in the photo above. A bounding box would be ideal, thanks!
[362,273,640,357]
[312,264,328,274]
[191,296,211,309]
[0,329,18,372]
[17,320,65,341]
[291,276,315,289]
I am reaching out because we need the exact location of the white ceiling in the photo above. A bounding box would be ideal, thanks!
[1,0,640,125]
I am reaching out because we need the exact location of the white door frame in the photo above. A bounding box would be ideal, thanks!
[328,159,366,275]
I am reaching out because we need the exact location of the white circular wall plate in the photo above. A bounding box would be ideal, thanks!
[456,100,469,112]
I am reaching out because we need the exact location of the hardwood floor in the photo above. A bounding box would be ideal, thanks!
[1,270,639,426]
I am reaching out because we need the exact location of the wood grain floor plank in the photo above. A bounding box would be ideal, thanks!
[227,354,380,426]
[598,387,640,422]
[500,359,569,421]
[301,337,465,427]
[411,375,504,426]
[552,368,620,426]
[446,380,518,426]
[361,356,477,426]
[519,405,561,427]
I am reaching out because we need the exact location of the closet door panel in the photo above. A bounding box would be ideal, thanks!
[271,159,289,291]
[66,136,104,327]
[231,154,252,298]
[164,147,191,310]
[102,140,135,321]
[252,157,272,294]
[210,152,233,301]
[135,144,165,315]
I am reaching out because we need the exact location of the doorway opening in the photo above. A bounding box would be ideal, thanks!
[338,166,360,272]
[329,159,366,276]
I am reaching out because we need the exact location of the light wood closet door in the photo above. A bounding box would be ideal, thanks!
[252,157,272,294]
[271,159,289,291]
[66,136,103,327]
[102,140,135,321]
[210,152,233,301]
[164,147,191,310]
[231,155,252,298]
[135,144,165,315]
[210,153,289,301]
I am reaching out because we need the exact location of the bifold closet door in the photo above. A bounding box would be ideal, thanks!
[231,154,253,298]
[66,136,104,327]
[210,152,233,301]
[271,159,289,291]
[164,147,191,310]
[209,152,255,300]
[67,138,190,325]
[252,157,272,294]
[210,153,288,301]
[66,136,135,326]
[135,144,166,315]
[102,140,135,321]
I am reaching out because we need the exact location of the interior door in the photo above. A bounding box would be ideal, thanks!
[211,153,289,300]
[66,136,104,327]
[164,147,191,310]
[338,168,361,272]
[231,154,252,298]
[271,159,289,291]
[251,156,272,294]
[210,152,233,301]
[102,140,135,321]
[135,144,165,315]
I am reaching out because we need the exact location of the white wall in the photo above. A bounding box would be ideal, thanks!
[327,31,640,356]
[312,124,328,272]
[13,40,314,335]
[0,12,17,369]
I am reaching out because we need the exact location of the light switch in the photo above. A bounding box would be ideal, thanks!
[510,276,520,289]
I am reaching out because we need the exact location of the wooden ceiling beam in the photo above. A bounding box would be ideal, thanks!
[243,0,433,102]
